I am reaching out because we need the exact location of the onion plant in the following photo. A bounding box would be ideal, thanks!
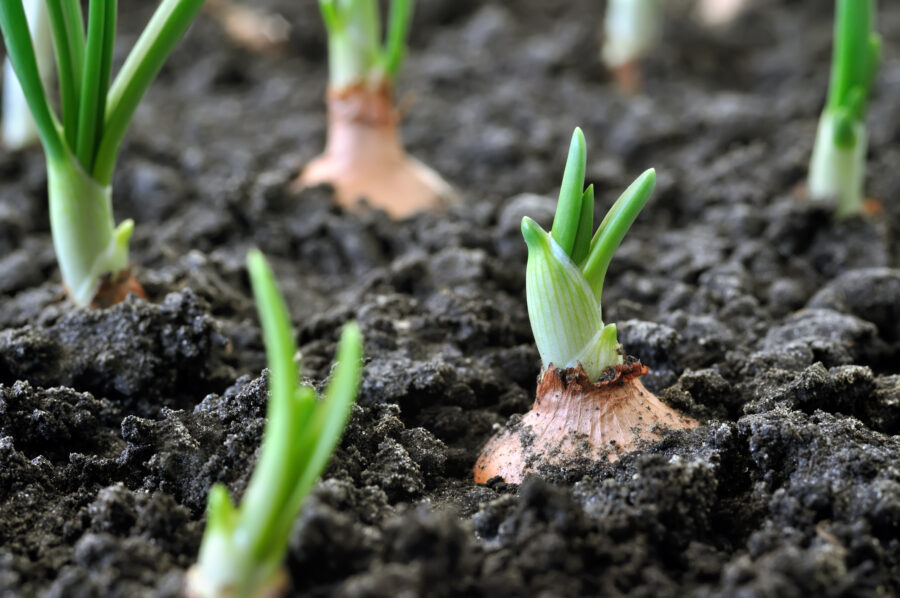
[0,0,204,306]
[475,128,696,484]
[808,0,880,218]
[602,0,661,92]
[2,0,52,149]
[296,0,456,219]
[186,250,363,598]
[523,128,655,381]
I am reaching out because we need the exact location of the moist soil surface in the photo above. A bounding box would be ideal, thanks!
[2,1,900,596]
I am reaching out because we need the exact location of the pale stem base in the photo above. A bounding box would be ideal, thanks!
[184,561,287,598]
[48,157,133,306]
[808,114,867,219]
[185,515,289,598]
[602,0,662,68]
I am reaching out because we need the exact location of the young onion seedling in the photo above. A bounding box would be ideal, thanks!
[475,128,696,484]
[186,250,363,598]
[0,0,204,306]
[602,0,662,93]
[295,0,456,219]
[808,0,880,218]
[2,0,52,149]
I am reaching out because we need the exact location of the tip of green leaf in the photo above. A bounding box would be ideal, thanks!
[339,321,363,354]
[206,484,236,532]
[246,247,265,273]
[246,249,276,296]
[572,126,585,145]
[628,169,657,202]
[113,218,135,249]
[569,128,586,168]
[521,216,548,250]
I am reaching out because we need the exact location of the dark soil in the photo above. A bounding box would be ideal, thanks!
[2,0,900,596]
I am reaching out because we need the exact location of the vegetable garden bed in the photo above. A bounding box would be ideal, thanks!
[1,0,899,595]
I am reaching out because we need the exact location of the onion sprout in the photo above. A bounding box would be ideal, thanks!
[186,250,363,598]
[808,0,880,218]
[0,0,204,306]
[524,128,655,380]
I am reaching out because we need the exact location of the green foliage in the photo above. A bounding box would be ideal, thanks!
[1,0,205,183]
[0,0,204,305]
[319,0,413,88]
[524,128,656,379]
[188,250,363,598]
[827,0,880,131]
[808,0,880,218]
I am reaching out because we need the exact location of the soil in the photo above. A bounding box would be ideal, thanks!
[1,0,900,596]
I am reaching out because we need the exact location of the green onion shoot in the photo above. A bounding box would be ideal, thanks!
[808,0,880,218]
[474,128,696,484]
[186,250,363,598]
[0,0,204,306]
[601,0,662,93]
[2,0,53,150]
[295,0,456,219]
[524,128,656,381]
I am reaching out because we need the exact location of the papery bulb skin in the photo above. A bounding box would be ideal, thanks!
[296,83,456,219]
[474,361,698,484]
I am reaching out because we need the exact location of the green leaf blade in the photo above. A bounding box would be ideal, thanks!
[237,250,302,563]
[550,128,587,258]
[272,322,363,559]
[380,0,413,79]
[828,0,879,119]
[94,0,204,184]
[319,0,343,32]
[75,0,116,171]
[0,0,65,160]
[46,0,85,147]
[236,251,362,576]
[582,168,656,302]
[571,184,595,266]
